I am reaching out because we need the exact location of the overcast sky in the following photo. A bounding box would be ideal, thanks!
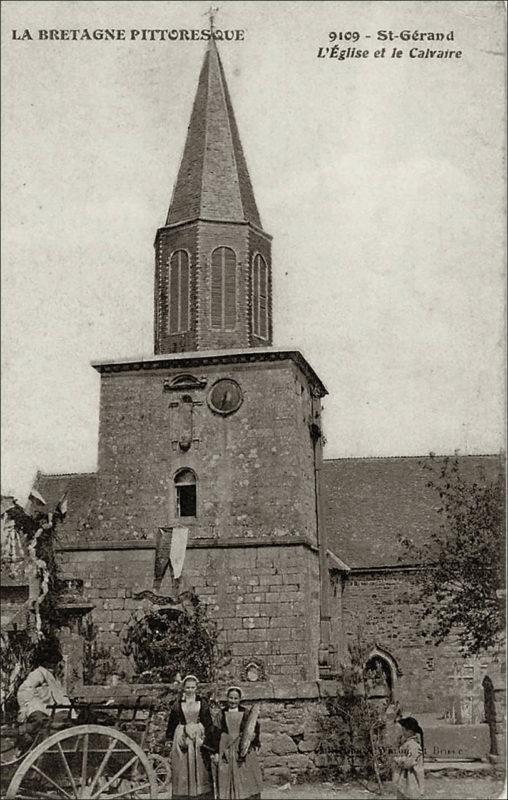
[1,0,505,501]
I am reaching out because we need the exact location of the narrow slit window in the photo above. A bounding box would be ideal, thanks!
[211,247,236,330]
[252,254,268,339]
[168,250,190,334]
[174,469,196,517]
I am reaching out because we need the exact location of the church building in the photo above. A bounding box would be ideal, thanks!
[32,37,504,778]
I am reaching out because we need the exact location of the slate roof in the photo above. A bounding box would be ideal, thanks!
[32,471,97,546]
[32,455,502,569]
[166,39,262,228]
[322,455,502,570]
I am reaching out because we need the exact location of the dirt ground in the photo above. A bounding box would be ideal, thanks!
[261,775,506,799]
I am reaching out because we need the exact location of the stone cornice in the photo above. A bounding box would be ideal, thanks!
[56,535,319,553]
[91,347,328,397]
[347,564,427,574]
[73,680,338,701]
[154,218,272,243]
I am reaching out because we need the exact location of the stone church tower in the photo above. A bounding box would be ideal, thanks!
[89,38,332,684]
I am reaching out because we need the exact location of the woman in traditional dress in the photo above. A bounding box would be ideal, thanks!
[166,674,216,800]
[215,685,263,800]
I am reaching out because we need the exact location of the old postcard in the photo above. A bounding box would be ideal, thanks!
[1,2,505,799]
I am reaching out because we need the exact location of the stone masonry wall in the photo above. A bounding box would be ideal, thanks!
[57,542,321,683]
[339,569,503,723]
[256,698,327,783]
[69,682,330,785]
[95,359,318,547]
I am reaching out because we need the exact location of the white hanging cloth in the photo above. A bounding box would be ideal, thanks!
[170,526,189,579]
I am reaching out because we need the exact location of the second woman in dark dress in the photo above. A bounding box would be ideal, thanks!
[215,686,263,800]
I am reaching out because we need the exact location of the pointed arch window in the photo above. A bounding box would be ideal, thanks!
[168,250,190,334]
[174,468,196,517]
[364,652,397,705]
[211,247,236,330]
[252,254,268,339]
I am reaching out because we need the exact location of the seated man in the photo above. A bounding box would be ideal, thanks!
[17,643,75,751]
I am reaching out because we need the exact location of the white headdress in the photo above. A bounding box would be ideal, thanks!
[182,674,199,686]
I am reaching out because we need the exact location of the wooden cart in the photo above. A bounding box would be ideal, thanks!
[0,698,171,799]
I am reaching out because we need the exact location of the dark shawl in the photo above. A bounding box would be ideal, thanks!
[165,697,216,751]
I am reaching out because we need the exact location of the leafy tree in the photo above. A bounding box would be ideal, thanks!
[1,500,64,717]
[399,453,505,655]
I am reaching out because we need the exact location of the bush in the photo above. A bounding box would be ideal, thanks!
[318,637,397,791]
[122,593,225,684]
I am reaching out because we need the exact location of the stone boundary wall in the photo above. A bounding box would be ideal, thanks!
[73,681,333,782]
[74,678,499,776]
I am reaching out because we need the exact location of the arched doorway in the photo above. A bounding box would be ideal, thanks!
[364,653,395,708]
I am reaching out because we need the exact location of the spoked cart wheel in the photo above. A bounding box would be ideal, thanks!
[148,753,171,796]
[6,724,158,799]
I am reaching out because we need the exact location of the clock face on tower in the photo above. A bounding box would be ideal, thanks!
[207,379,243,416]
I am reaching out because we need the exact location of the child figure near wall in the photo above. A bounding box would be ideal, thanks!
[392,716,425,799]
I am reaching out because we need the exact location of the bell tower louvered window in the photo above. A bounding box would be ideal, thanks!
[252,254,268,339]
[211,247,236,330]
[168,250,190,334]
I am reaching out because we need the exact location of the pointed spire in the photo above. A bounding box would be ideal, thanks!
[166,40,262,229]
